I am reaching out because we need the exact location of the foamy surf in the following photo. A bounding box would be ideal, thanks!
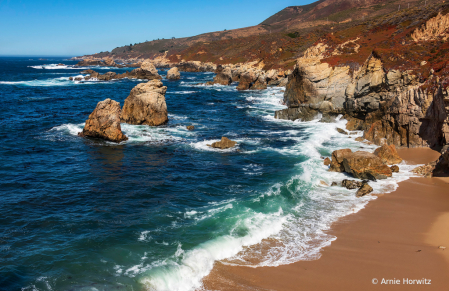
[28,64,123,70]
[131,88,422,291]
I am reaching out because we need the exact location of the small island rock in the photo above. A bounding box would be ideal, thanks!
[121,80,168,126]
[166,67,181,80]
[78,98,128,143]
[208,137,237,149]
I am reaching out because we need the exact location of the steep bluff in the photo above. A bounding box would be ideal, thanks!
[276,48,449,148]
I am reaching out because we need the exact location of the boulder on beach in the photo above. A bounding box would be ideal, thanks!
[78,98,128,143]
[342,151,393,180]
[329,149,393,180]
[374,144,402,165]
[121,80,168,126]
[356,181,373,197]
[166,67,181,80]
[207,137,237,149]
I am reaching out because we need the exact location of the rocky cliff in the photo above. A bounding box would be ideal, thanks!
[277,47,449,148]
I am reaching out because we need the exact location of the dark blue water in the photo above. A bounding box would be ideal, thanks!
[0,57,397,291]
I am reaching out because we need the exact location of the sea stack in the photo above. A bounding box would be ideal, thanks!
[78,98,128,142]
[120,80,168,126]
[166,67,181,80]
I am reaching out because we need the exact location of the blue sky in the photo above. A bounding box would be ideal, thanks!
[0,0,313,56]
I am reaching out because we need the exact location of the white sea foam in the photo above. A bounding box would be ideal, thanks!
[0,76,102,87]
[136,97,421,291]
[138,208,285,291]
[28,64,121,70]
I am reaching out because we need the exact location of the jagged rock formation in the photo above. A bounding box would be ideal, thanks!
[166,67,180,80]
[78,99,128,143]
[121,80,168,126]
[411,12,449,42]
[277,47,449,149]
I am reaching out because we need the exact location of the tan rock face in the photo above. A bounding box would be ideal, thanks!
[412,12,449,42]
[374,144,402,165]
[329,149,353,172]
[207,137,237,149]
[128,61,162,80]
[323,157,331,166]
[79,98,128,143]
[166,67,180,80]
[121,80,168,126]
[342,151,393,180]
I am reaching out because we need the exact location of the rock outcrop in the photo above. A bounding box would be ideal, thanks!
[78,99,128,143]
[373,144,402,165]
[207,137,237,149]
[177,61,216,72]
[276,49,449,150]
[166,67,180,80]
[121,80,168,126]
[129,61,161,80]
[212,65,232,85]
[343,151,393,180]
[329,149,392,180]
[329,149,353,172]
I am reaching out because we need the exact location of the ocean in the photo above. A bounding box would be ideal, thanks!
[0,57,418,291]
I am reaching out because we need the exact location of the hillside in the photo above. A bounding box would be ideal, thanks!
[80,0,447,72]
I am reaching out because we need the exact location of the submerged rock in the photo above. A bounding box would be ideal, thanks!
[166,67,181,80]
[78,98,127,143]
[121,80,168,126]
[187,125,194,130]
[336,128,348,135]
[207,137,237,149]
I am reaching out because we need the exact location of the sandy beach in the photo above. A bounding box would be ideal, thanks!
[202,148,449,291]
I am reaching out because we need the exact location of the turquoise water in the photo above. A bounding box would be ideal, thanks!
[0,57,417,291]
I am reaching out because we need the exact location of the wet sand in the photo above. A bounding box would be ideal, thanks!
[202,148,449,290]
